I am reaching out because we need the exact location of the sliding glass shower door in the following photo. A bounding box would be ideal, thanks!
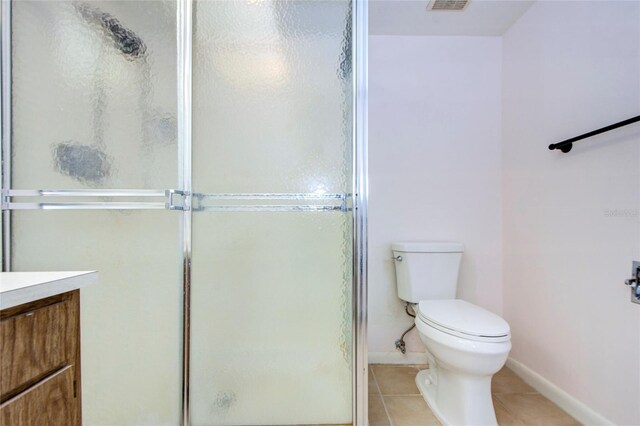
[1,0,367,425]
[190,2,354,423]
[7,2,184,424]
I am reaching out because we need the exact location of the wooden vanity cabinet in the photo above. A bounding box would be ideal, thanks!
[0,290,81,425]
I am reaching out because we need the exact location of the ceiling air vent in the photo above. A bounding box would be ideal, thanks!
[427,0,470,11]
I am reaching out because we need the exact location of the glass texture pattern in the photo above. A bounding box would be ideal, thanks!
[7,0,357,424]
[193,0,354,194]
[191,212,353,425]
[190,1,354,423]
[11,1,178,190]
[11,210,182,425]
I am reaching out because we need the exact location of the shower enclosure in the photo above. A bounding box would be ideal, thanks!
[0,0,368,424]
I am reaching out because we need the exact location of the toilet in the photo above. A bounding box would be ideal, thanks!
[392,241,511,426]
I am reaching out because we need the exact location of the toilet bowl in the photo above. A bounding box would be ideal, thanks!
[414,299,511,426]
[391,242,511,426]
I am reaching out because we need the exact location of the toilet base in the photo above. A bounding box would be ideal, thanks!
[416,369,449,425]
[415,369,498,426]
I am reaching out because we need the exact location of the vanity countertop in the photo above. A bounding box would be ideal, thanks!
[0,271,98,310]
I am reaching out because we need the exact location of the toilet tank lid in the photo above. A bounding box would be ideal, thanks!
[391,242,464,253]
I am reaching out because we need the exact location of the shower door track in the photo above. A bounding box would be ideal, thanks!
[1,190,351,212]
[0,0,368,424]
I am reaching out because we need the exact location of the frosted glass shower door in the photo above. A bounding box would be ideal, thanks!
[190,0,355,424]
[5,0,359,424]
[8,2,183,425]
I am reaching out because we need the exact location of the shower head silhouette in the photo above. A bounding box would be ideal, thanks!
[53,141,112,185]
[74,2,146,59]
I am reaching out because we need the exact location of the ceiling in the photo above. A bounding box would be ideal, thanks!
[369,0,535,36]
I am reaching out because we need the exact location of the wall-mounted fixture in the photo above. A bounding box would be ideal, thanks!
[74,2,147,59]
[624,261,640,305]
[548,115,640,153]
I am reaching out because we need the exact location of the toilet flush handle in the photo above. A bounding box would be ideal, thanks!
[393,255,403,262]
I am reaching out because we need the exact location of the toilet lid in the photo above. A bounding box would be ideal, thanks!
[417,300,510,340]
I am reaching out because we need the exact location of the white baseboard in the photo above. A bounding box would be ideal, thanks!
[506,358,613,426]
[368,351,428,365]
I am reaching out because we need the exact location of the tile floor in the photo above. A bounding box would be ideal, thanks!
[369,364,580,426]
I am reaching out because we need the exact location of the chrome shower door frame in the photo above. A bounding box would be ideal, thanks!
[1,0,12,271]
[352,0,369,424]
[0,0,368,424]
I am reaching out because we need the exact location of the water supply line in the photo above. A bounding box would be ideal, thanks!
[395,302,416,354]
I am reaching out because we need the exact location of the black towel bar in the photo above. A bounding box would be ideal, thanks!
[548,115,640,153]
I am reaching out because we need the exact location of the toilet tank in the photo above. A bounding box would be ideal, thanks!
[392,242,464,303]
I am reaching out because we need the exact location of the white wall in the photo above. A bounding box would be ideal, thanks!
[502,2,640,424]
[368,36,503,358]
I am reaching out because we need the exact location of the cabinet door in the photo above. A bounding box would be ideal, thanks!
[0,297,76,400]
[0,366,77,426]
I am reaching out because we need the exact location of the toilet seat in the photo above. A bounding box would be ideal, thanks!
[417,299,510,343]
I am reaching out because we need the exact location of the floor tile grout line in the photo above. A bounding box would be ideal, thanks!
[492,395,521,422]
[493,392,580,425]
[493,392,527,419]
[370,365,578,426]
[493,391,572,424]
[371,367,394,426]
[493,391,540,395]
